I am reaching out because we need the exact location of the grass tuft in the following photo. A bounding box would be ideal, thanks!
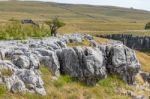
[0,69,13,77]
[0,85,7,97]
[54,75,73,87]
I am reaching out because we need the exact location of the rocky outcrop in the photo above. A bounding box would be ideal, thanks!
[0,34,141,95]
[97,34,150,50]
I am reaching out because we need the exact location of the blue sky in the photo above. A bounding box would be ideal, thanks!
[30,0,150,11]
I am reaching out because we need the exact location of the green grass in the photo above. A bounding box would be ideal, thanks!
[98,75,124,88]
[54,75,74,87]
[0,21,50,40]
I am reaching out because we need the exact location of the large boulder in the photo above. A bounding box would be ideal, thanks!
[79,47,107,85]
[58,47,107,85]
[58,48,80,76]
[106,44,140,84]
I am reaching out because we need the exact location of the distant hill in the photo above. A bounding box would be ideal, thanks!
[0,1,150,33]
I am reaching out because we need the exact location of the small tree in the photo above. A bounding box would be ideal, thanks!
[45,17,65,37]
[145,22,150,30]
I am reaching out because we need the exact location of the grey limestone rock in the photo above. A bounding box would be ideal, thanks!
[35,49,60,76]
[106,43,140,84]
[58,47,107,85]
[13,55,30,69]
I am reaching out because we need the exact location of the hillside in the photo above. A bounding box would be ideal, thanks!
[0,1,150,34]
[0,1,150,21]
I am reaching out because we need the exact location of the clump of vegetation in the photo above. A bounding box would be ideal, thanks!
[0,85,7,97]
[67,39,90,47]
[54,75,73,87]
[0,68,13,77]
[98,75,124,88]
[145,22,150,30]
[45,17,65,37]
[0,21,50,40]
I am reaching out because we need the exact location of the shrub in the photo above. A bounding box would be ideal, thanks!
[45,17,65,37]
[145,22,150,29]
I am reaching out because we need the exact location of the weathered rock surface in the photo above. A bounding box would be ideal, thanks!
[0,34,141,95]
[57,47,107,85]
[4,69,46,95]
[38,49,60,76]
[106,43,140,84]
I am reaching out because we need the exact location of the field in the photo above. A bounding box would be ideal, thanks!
[0,1,150,99]
[0,1,150,36]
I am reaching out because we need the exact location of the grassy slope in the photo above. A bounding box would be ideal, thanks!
[0,1,150,35]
